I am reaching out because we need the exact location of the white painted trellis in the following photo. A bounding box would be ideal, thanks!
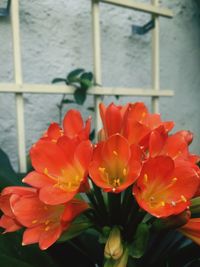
[0,0,174,173]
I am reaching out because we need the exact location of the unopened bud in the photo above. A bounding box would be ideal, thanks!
[104,226,123,260]
[113,247,129,267]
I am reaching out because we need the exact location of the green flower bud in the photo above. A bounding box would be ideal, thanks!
[104,226,123,260]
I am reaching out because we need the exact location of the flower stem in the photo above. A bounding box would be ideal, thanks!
[108,192,121,225]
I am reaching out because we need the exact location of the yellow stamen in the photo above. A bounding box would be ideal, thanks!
[44,168,48,175]
[142,112,146,118]
[144,174,148,183]
[32,220,38,224]
[113,150,118,156]
[45,226,50,231]
[113,178,120,187]
[181,195,187,202]
[123,168,127,176]
[172,177,178,183]
[161,201,165,207]
[171,201,176,206]
[45,220,50,225]
[75,175,79,181]
[99,167,105,173]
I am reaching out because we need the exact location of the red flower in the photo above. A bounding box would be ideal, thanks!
[63,110,91,141]
[23,138,93,205]
[179,218,200,246]
[149,130,200,164]
[0,186,36,233]
[99,103,128,140]
[89,134,142,193]
[41,109,91,143]
[0,187,89,250]
[133,156,199,218]
[122,102,174,146]
[99,102,174,146]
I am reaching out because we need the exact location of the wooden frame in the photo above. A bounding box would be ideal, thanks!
[0,0,174,172]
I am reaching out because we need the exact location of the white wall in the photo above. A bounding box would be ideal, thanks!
[0,0,199,170]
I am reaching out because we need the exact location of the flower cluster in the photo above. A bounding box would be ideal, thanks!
[0,102,200,266]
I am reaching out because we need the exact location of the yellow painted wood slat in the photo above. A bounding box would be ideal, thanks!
[0,83,174,97]
[101,0,173,18]
[11,0,27,172]
[92,0,103,133]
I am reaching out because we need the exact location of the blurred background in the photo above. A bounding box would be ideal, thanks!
[0,0,199,170]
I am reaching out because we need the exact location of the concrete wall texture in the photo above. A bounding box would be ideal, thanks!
[0,0,199,170]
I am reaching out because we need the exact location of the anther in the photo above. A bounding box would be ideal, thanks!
[99,167,105,173]
[161,201,165,207]
[181,195,187,202]
[144,174,148,183]
[32,220,37,224]
[45,226,50,231]
[171,201,176,206]
[113,151,118,156]
[123,168,127,176]
[45,220,50,225]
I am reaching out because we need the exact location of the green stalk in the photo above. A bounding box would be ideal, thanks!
[121,187,135,226]
[108,192,121,225]
[86,191,105,226]
[91,179,109,224]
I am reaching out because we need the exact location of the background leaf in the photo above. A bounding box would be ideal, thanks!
[52,78,67,84]
[67,68,85,83]
[74,88,87,105]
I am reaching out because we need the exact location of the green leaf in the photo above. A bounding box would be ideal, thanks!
[0,254,35,267]
[87,106,95,112]
[129,223,150,259]
[80,79,93,90]
[58,220,93,242]
[81,72,93,82]
[67,68,85,83]
[0,232,57,267]
[51,78,67,84]
[98,226,111,244]
[0,148,22,190]
[74,88,87,105]
[61,99,75,104]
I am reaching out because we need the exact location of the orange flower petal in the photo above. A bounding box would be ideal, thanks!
[63,110,84,138]
[39,186,77,205]
[39,224,62,250]
[179,218,200,246]
[102,134,130,166]
[74,140,93,170]
[22,171,54,188]
[22,226,41,245]
[62,199,89,222]
[30,141,69,177]
[0,215,21,233]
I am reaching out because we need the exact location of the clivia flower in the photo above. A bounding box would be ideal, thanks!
[179,218,200,246]
[23,138,93,205]
[99,102,174,147]
[89,134,142,193]
[41,109,91,143]
[0,186,89,250]
[133,156,199,218]
[0,186,36,233]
